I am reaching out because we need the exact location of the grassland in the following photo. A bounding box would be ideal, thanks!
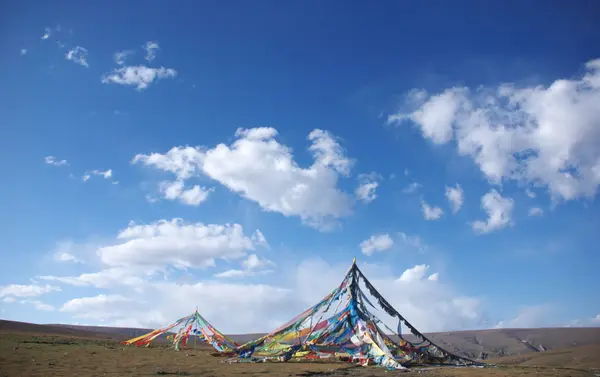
[1,331,599,377]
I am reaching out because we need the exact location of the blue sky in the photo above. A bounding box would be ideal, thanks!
[1,1,599,333]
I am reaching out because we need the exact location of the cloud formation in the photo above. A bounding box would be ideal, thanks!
[472,189,514,234]
[421,199,444,220]
[445,184,464,214]
[65,46,89,67]
[133,128,355,230]
[158,180,213,206]
[0,284,61,298]
[45,156,68,166]
[360,233,393,256]
[355,173,381,204]
[102,66,177,90]
[389,58,600,203]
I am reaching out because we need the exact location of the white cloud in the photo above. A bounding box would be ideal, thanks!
[355,173,380,204]
[41,27,52,40]
[389,89,465,144]
[0,284,61,298]
[296,259,485,333]
[20,300,55,311]
[472,189,514,234]
[567,313,600,327]
[398,232,425,251]
[243,254,275,270]
[525,189,537,198]
[102,66,177,90]
[61,295,132,320]
[143,41,160,62]
[2,297,16,303]
[65,46,89,67]
[402,182,422,194]
[421,199,444,220]
[158,180,213,206]
[54,251,82,263]
[389,58,600,203]
[214,254,276,279]
[398,264,437,282]
[114,50,134,65]
[496,305,556,329]
[81,169,113,183]
[44,156,68,166]
[59,282,294,333]
[40,267,148,289]
[92,169,112,179]
[97,218,264,271]
[54,258,487,334]
[133,128,355,230]
[360,233,394,256]
[528,207,543,217]
[445,184,464,214]
[20,49,27,56]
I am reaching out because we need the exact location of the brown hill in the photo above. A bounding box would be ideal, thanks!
[488,343,600,369]
[1,319,599,360]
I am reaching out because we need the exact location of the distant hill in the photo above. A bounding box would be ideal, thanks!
[1,319,599,359]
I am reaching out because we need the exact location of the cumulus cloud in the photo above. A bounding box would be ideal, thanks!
[45,156,68,166]
[398,264,439,282]
[421,199,444,220]
[360,233,394,256]
[445,184,464,214]
[102,66,177,90]
[472,189,514,234]
[355,173,381,204]
[132,128,355,230]
[143,41,160,62]
[215,254,276,279]
[65,46,89,67]
[158,180,213,206]
[96,218,265,271]
[61,294,133,321]
[0,284,61,298]
[51,257,488,334]
[528,207,543,217]
[59,282,295,333]
[389,58,600,203]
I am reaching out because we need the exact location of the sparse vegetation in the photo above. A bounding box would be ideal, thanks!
[1,325,599,376]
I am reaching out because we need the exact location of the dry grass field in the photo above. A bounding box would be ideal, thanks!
[1,321,599,377]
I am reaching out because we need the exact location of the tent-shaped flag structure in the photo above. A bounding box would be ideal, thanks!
[232,259,482,369]
[122,309,239,352]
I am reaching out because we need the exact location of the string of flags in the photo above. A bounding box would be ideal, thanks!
[123,259,484,369]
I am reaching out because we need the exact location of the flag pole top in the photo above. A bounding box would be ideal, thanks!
[352,257,356,265]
